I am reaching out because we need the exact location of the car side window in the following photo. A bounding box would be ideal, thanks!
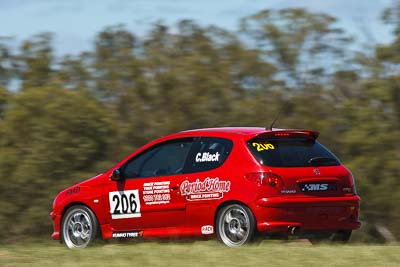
[185,137,233,173]
[122,138,194,178]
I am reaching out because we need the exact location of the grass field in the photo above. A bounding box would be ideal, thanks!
[0,240,399,267]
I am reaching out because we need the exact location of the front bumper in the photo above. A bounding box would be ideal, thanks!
[254,195,361,233]
[50,211,61,240]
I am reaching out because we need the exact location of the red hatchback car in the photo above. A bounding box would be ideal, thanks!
[50,127,361,248]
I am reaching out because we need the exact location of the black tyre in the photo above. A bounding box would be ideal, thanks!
[216,204,256,247]
[309,230,352,244]
[61,205,99,249]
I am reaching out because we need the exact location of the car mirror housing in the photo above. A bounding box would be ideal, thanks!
[110,168,123,181]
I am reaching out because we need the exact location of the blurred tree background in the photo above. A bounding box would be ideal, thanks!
[0,5,399,243]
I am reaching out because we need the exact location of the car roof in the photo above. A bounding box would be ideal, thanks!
[180,127,270,135]
[165,127,287,140]
[170,127,319,140]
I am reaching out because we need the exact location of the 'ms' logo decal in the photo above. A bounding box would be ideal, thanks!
[301,183,330,192]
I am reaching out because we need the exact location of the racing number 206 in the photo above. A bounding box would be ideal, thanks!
[109,190,141,219]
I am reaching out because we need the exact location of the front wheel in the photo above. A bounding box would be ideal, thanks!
[61,205,99,249]
[216,204,256,247]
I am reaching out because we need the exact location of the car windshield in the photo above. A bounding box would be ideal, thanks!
[247,138,340,167]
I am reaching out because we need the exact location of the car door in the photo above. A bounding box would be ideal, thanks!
[103,138,194,232]
[180,137,234,232]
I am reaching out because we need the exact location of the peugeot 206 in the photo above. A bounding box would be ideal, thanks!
[50,127,361,248]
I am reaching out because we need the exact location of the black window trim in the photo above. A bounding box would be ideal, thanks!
[121,137,197,179]
[182,136,234,174]
[121,136,234,179]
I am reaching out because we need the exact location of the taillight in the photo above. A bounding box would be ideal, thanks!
[268,130,319,139]
[273,133,291,137]
[350,173,357,195]
[343,173,357,195]
[245,172,283,187]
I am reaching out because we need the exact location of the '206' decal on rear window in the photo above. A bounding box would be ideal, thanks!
[252,142,275,152]
[109,190,141,219]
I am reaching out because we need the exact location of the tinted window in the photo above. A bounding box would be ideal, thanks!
[122,138,194,178]
[247,138,340,167]
[186,137,233,173]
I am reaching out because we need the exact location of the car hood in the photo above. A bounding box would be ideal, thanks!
[76,173,105,187]
[53,173,106,210]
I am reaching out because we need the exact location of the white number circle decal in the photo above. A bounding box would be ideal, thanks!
[109,190,141,219]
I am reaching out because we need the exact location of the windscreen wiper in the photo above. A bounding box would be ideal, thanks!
[307,157,339,166]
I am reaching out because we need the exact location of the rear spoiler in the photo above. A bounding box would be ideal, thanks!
[251,129,320,140]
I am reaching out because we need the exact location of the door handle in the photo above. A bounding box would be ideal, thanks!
[170,184,179,191]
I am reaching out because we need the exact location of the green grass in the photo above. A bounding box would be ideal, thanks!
[0,240,399,267]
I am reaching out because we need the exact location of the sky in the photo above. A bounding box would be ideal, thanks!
[0,0,396,56]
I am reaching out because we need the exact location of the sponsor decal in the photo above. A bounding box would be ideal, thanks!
[143,181,171,205]
[300,183,337,192]
[112,230,144,238]
[201,225,214,235]
[195,152,220,162]
[302,183,328,191]
[66,186,80,196]
[109,190,141,219]
[281,189,297,194]
[342,187,352,193]
[180,177,231,201]
[251,142,275,152]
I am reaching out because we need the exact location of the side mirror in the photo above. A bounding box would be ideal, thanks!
[110,168,123,181]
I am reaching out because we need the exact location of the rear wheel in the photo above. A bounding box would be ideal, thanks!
[61,205,99,249]
[309,230,352,244]
[216,204,256,247]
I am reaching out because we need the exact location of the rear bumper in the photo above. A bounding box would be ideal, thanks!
[256,195,361,207]
[254,195,361,233]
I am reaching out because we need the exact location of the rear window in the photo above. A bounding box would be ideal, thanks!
[247,138,340,167]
